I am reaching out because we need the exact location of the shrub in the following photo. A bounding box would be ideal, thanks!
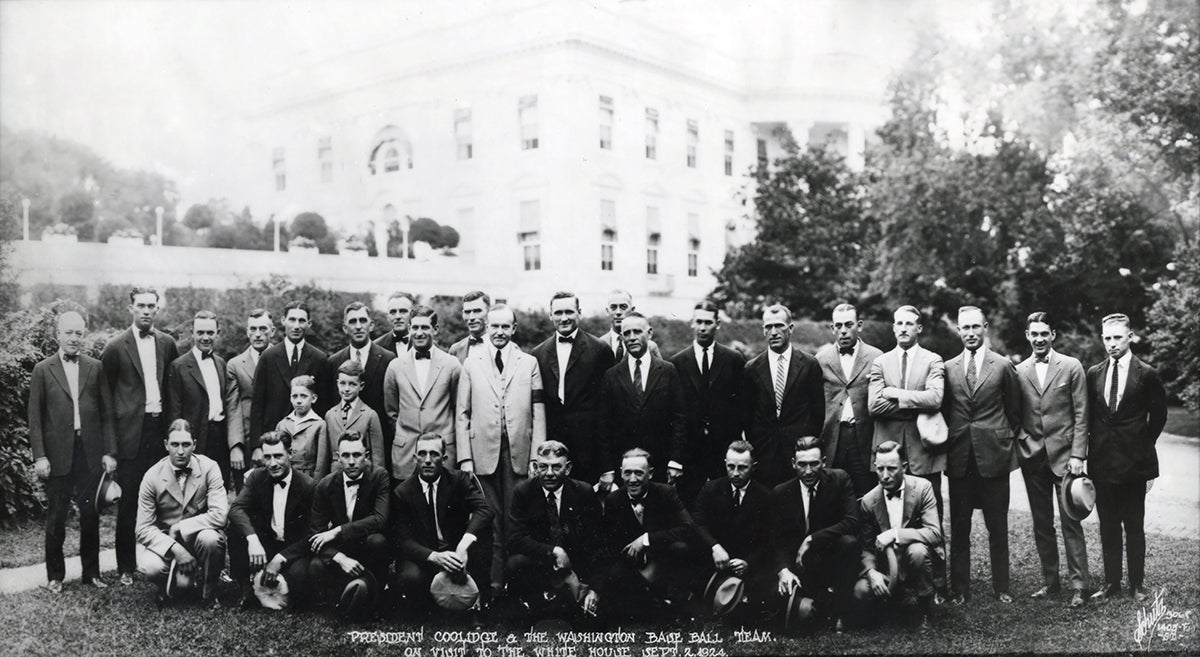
[1148,240,1200,410]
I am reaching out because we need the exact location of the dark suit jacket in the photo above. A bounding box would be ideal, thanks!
[857,475,943,575]
[249,340,328,451]
[308,464,390,559]
[772,468,858,573]
[532,330,616,482]
[29,353,117,476]
[669,343,746,482]
[942,349,1022,478]
[742,347,825,487]
[815,341,884,465]
[508,477,603,570]
[165,350,230,456]
[597,356,687,477]
[326,342,396,466]
[228,466,316,562]
[692,477,773,569]
[373,331,409,356]
[600,482,696,557]
[100,327,179,459]
[1086,355,1167,483]
[393,470,493,563]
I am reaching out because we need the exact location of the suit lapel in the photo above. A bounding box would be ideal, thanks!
[849,347,871,385]
[186,352,207,394]
[153,330,170,388]
[361,346,380,385]
[273,345,292,385]
[972,352,996,395]
[1041,356,1064,395]
[677,349,703,394]
[826,351,848,386]
[708,345,728,388]
[124,330,146,382]
[346,400,366,427]
[638,359,663,409]
[49,355,72,398]
[500,351,517,391]
[782,351,802,399]
[869,492,890,531]
[901,482,917,527]
[420,352,446,401]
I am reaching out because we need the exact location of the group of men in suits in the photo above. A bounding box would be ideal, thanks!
[28,285,1168,633]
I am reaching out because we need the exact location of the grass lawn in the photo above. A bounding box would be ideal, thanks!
[2,509,1197,657]
[1164,406,1199,438]
[0,513,117,568]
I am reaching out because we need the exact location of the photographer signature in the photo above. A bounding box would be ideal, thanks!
[1133,588,1194,650]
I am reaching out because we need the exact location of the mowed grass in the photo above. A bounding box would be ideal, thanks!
[0,513,117,569]
[1164,406,1199,438]
[2,509,1197,657]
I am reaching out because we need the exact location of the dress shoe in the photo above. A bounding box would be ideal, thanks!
[834,618,845,634]
[44,580,63,594]
[948,594,967,607]
[1068,591,1085,608]
[82,577,109,589]
[1131,586,1149,602]
[1030,585,1059,599]
[1091,585,1120,601]
[996,592,1013,604]
[933,592,946,606]
[118,572,135,586]
[918,613,932,632]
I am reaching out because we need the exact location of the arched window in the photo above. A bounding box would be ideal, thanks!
[383,147,400,173]
[368,125,413,175]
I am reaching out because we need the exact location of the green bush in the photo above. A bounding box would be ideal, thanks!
[1148,240,1200,410]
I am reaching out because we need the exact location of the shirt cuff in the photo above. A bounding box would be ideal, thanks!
[668,460,683,471]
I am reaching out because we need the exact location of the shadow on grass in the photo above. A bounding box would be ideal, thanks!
[2,510,1197,656]
[0,513,117,569]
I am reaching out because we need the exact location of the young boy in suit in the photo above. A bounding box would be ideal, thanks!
[321,360,385,479]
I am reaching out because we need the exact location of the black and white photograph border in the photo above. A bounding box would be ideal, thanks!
[1,1,1197,656]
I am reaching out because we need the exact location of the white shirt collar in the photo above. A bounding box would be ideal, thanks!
[342,471,362,486]
[285,338,306,355]
[191,346,214,362]
[1112,351,1132,367]
[894,343,916,356]
[771,346,793,361]
[276,470,293,488]
[627,352,649,378]
[289,409,321,424]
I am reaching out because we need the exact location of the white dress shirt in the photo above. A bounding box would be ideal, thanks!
[342,472,361,517]
[1034,350,1054,389]
[413,351,432,390]
[285,339,307,365]
[545,486,563,515]
[962,346,988,378]
[1105,350,1133,407]
[627,353,649,382]
[693,341,714,372]
[490,342,515,376]
[271,471,293,541]
[347,344,369,365]
[60,352,82,430]
[421,477,444,542]
[731,483,746,507]
[839,341,859,422]
[133,328,162,413]
[193,347,225,421]
[555,330,577,403]
[893,345,916,389]
[884,479,905,531]
[800,480,815,524]
[250,346,262,368]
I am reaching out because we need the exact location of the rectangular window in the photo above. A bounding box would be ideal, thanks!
[646,206,661,275]
[455,108,473,160]
[519,95,539,150]
[688,213,701,277]
[318,138,332,184]
[272,147,286,191]
[687,119,698,168]
[757,138,768,164]
[599,95,614,150]
[519,200,541,270]
[600,199,617,271]
[645,108,658,160]
[724,130,734,176]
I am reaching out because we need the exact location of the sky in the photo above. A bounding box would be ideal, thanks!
[0,0,990,206]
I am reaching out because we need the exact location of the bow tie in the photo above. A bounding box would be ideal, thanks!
[838,346,855,356]
[886,488,901,500]
[199,351,213,360]
[138,329,153,339]
[61,353,79,363]
[274,477,288,488]
[1035,355,1050,364]
[394,332,409,344]
[628,495,645,505]
[345,477,362,488]
[468,335,483,345]
[174,467,192,478]
[557,335,575,344]
[413,350,431,360]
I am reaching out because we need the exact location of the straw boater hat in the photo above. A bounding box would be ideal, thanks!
[252,569,290,610]
[702,572,746,617]
[430,570,479,611]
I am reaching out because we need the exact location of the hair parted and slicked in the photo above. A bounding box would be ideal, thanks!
[342,301,369,318]
[248,308,272,322]
[337,359,365,380]
[129,286,160,304]
[1026,311,1052,329]
[536,440,571,459]
[550,291,580,310]
[763,303,793,322]
[1102,313,1131,328]
[260,430,292,451]
[874,440,905,462]
[283,300,310,318]
[463,290,491,306]
[411,305,438,327]
[388,291,417,305]
[726,439,754,458]
[793,435,822,454]
[290,375,318,394]
[894,305,923,325]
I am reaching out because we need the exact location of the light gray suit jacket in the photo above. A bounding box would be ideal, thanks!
[868,345,946,476]
[135,453,228,558]
[383,346,462,480]
[455,347,547,476]
[816,340,884,465]
[1014,350,1088,476]
[224,348,258,451]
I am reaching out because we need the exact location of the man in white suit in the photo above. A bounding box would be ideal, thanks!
[225,308,274,485]
[457,304,547,595]
[383,306,462,481]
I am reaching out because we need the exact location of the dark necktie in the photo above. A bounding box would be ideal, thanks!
[425,483,440,542]
[900,350,908,389]
[633,359,643,397]
[732,487,741,508]
[547,491,562,541]
[62,353,79,363]
[966,349,978,390]
[494,349,505,374]
[413,350,431,360]
[341,401,352,423]
[615,338,625,362]
[289,344,299,372]
[630,496,645,525]
[1109,359,1120,410]
[701,347,710,380]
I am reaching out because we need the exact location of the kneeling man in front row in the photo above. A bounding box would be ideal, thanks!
[507,440,603,617]
[227,430,316,609]
[306,431,392,619]
[392,433,494,615]
[136,419,228,607]
[853,440,943,631]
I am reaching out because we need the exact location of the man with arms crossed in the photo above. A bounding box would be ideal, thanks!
[816,303,883,497]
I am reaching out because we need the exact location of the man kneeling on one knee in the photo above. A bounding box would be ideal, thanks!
[136,419,228,606]
[853,440,943,630]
